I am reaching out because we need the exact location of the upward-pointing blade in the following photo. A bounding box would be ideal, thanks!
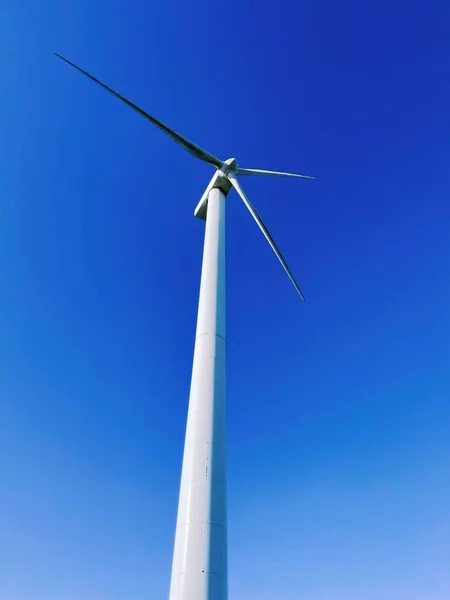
[53,53,222,168]
[238,167,315,179]
[227,173,305,301]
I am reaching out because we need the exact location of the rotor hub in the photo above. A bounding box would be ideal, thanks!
[221,157,238,175]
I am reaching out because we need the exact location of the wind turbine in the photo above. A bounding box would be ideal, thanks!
[54,52,314,600]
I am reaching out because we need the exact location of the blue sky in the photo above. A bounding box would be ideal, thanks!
[1,0,449,599]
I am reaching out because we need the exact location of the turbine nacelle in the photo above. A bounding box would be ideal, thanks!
[194,168,233,221]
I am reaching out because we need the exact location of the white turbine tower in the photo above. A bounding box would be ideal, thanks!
[55,53,314,600]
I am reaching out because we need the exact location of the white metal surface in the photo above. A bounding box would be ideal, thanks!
[194,169,232,221]
[169,187,227,600]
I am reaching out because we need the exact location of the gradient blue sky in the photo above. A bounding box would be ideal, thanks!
[1,1,449,599]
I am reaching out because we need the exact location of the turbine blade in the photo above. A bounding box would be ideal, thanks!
[238,167,315,180]
[228,173,305,301]
[53,53,222,168]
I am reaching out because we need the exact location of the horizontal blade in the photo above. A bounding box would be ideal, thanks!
[228,173,305,301]
[53,53,222,168]
[238,167,315,180]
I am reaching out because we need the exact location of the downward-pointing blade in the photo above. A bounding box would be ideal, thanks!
[53,53,222,168]
[238,167,315,179]
[228,173,305,301]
